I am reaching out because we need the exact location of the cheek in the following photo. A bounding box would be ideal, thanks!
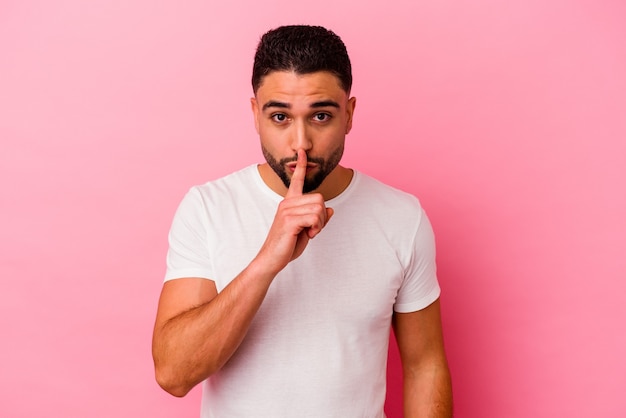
[258,125,287,151]
[320,127,346,147]
[257,122,275,139]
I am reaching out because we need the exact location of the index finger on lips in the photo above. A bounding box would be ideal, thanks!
[286,149,306,197]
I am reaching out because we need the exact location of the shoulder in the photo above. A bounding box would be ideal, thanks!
[193,165,258,195]
[174,165,260,215]
[351,171,425,216]
[341,172,437,264]
[184,165,259,204]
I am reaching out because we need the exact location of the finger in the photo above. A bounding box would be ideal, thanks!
[286,149,307,197]
[307,207,334,239]
[325,207,334,226]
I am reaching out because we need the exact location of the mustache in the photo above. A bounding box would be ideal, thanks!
[279,154,325,165]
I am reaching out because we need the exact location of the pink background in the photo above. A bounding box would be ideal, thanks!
[1,0,625,416]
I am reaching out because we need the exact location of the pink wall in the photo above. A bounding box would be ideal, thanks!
[1,0,624,416]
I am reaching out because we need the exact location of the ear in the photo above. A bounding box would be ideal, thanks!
[250,97,260,134]
[345,96,356,134]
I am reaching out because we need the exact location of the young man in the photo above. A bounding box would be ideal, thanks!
[152,25,452,417]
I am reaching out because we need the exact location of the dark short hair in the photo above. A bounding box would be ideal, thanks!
[252,25,352,94]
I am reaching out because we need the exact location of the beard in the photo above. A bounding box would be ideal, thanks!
[262,144,344,194]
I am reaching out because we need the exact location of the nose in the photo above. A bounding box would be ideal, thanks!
[290,119,312,153]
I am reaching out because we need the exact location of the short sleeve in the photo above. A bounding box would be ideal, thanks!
[164,187,214,282]
[393,207,441,313]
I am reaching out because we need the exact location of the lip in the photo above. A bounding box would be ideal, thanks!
[286,163,318,173]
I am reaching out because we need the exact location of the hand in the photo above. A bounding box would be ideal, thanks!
[257,149,334,275]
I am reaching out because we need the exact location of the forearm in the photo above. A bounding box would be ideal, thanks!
[403,361,453,418]
[152,259,275,396]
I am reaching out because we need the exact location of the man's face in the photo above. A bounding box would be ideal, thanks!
[251,71,356,194]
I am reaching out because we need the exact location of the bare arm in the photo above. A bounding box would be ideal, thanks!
[152,262,275,397]
[152,149,333,397]
[392,299,453,417]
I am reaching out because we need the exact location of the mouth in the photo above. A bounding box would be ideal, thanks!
[286,163,318,174]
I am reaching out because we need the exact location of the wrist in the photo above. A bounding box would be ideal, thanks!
[246,253,282,284]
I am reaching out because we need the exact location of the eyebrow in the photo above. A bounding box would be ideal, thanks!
[262,100,340,111]
[311,100,340,109]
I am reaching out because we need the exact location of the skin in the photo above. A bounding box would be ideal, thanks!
[394,300,453,417]
[152,70,452,417]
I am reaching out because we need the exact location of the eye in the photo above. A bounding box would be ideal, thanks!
[313,112,331,122]
[271,113,288,123]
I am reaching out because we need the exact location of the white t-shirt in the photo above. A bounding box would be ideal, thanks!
[165,165,441,418]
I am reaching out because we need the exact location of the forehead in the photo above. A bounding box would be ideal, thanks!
[255,71,347,103]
